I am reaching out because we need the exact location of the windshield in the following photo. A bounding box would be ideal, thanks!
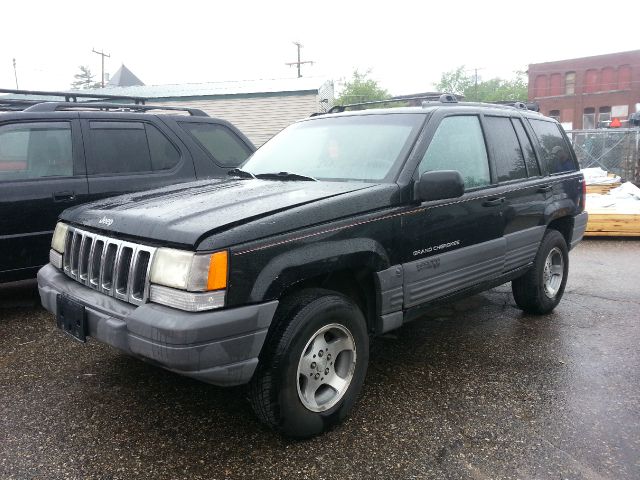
[241,113,425,182]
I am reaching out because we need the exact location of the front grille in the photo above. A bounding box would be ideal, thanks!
[62,226,157,305]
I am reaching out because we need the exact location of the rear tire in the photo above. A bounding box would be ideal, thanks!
[249,288,369,438]
[512,229,569,314]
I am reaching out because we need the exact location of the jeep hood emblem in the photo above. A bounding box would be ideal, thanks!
[98,216,114,227]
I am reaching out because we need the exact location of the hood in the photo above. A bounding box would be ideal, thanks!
[61,178,383,248]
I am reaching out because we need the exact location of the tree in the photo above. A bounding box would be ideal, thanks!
[71,65,101,89]
[335,70,390,106]
[434,66,473,97]
[435,66,527,102]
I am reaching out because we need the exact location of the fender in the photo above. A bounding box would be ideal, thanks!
[249,238,390,303]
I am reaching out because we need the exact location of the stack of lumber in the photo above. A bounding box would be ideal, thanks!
[584,181,640,237]
[585,212,640,237]
[585,182,621,195]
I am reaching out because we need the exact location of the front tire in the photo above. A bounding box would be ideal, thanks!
[249,289,369,438]
[512,229,569,314]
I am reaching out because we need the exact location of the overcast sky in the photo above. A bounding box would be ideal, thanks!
[1,0,639,96]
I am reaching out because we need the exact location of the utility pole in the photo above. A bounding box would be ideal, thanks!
[474,68,478,101]
[12,58,18,89]
[467,67,483,101]
[285,42,313,78]
[92,48,110,88]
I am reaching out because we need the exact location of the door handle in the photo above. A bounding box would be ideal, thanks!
[482,197,505,207]
[537,184,553,193]
[53,191,76,202]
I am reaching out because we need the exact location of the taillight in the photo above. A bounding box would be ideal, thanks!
[581,179,587,209]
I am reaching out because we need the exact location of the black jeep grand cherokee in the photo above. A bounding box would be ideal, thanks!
[38,98,588,438]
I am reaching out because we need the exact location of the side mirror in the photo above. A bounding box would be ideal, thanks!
[415,170,465,202]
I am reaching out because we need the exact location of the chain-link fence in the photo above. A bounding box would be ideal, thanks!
[567,128,640,182]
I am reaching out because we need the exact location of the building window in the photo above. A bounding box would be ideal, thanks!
[565,72,576,95]
[598,107,611,127]
[549,73,562,96]
[534,75,548,98]
[549,110,561,121]
[618,65,632,89]
[601,67,616,91]
[584,69,599,93]
[583,108,596,129]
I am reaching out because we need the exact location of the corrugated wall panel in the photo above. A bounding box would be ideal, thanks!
[152,94,319,146]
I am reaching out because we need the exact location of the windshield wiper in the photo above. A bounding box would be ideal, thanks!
[255,171,318,182]
[227,168,256,179]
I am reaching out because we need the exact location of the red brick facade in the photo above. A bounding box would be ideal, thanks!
[528,50,640,129]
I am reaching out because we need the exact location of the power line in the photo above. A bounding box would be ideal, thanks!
[92,48,110,88]
[285,42,313,78]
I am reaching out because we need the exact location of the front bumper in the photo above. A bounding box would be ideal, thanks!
[38,264,278,386]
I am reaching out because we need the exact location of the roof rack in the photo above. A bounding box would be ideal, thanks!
[327,94,450,114]
[0,88,147,104]
[488,100,540,112]
[22,102,209,117]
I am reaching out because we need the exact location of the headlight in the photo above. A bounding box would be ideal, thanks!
[149,248,228,311]
[51,222,69,253]
[150,248,228,292]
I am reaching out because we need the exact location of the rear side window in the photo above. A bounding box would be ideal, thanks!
[419,115,490,189]
[0,122,73,180]
[484,116,527,182]
[528,119,576,174]
[511,119,540,177]
[86,121,180,175]
[180,122,251,167]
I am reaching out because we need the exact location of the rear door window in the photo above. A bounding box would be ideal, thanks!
[419,115,490,189]
[484,116,527,183]
[86,121,180,175]
[528,119,576,174]
[179,122,251,167]
[0,122,73,180]
[511,118,541,177]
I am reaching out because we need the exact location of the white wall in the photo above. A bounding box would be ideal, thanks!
[153,93,319,146]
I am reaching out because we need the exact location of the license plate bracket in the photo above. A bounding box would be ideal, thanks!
[56,295,87,342]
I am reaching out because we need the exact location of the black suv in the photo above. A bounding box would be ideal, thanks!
[0,90,254,282]
[38,96,588,438]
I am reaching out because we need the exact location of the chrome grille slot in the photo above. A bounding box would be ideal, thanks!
[70,231,82,277]
[101,243,118,292]
[63,231,73,272]
[78,237,92,281]
[131,250,151,301]
[115,247,133,298]
[89,240,104,287]
[62,226,156,306]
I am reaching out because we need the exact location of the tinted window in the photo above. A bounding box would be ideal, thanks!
[511,119,540,176]
[484,116,527,182]
[180,122,251,167]
[242,114,423,181]
[86,121,179,175]
[528,119,576,174]
[146,125,180,171]
[0,122,73,180]
[418,116,490,189]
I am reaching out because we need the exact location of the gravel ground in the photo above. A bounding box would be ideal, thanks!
[1,239,639,480]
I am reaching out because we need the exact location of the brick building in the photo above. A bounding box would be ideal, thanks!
[528,50,640,129]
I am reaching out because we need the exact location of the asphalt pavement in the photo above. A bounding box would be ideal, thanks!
[1,239,639,480]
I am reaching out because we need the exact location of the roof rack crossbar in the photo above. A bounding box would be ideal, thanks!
[0,88,147,105]
[328,94,447,113]
[22,102,209,117]
[487,101,540,112]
